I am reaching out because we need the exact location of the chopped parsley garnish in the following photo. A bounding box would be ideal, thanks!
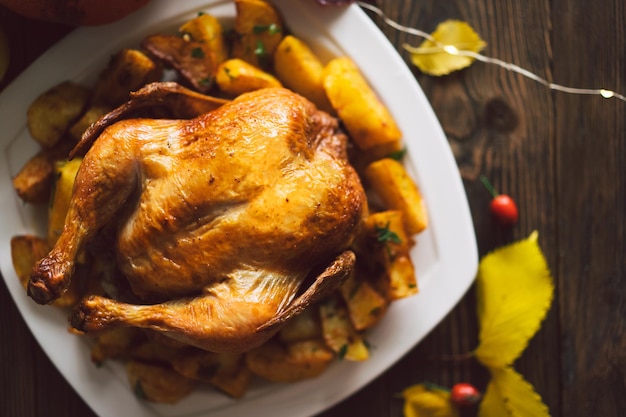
[375,221,402,257]
[388,147,407,161]
[224,66,236,80]
[134,381,147,400]
[370,306,382,316]
[191,47,205,58]
[254,40,267,56]
[338,344,348,360]
[253,23,281,35]
[374,221,402,245]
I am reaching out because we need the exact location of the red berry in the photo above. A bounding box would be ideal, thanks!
[480,176,519,225]
[490,194,519,224]
[450,382,482,408]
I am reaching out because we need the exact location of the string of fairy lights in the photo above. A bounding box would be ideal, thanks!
[358,2,626,103]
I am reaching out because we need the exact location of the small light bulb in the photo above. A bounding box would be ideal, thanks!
[443,45,459,55]
[600,89,614,99]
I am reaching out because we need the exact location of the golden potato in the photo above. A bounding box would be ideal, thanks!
[142,35,216,93]
[179,13,228,64]
[90,327,143,365]
[48,158,83,246]
[319,296,369,361]
[365,210,412,254]
[93,48,162,106]
[365,210,418,300]
[69,103,112,142]
[246,339,334,382]
[323,57,401,150]
[364,158,428,235]
[353,140,405,172]
[173,351,251,398]
[214,58,281,96]
[339,273,388,330]
[128,340,189,364]
[10,235,50,288]
[12,151,55,204]
[278,306,322,343]
[274,35,333,112]
[27,81,90,148]
[127,360,195,404]
[10,233,82,307]
[231,0,284,68]
[386,254,418,300]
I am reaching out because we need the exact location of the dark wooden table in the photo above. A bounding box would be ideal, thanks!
[1,1,624,416]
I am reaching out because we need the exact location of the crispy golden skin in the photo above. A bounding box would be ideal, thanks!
[29,86,367,352]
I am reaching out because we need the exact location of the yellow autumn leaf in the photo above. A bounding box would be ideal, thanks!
[402,384,459,417]
[403,20,486,76]
[474,231,554,368]
[479,366,551,417]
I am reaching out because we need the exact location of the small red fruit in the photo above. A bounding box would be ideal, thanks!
[450,382,482,408]
[480,176,519,225]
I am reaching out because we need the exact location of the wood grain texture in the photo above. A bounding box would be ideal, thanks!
[0,1,624,417]
[552,0,626,415]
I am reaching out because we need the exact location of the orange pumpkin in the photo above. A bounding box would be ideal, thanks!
[0,0,152,26]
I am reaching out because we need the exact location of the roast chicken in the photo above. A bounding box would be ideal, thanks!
[28,84,367,353]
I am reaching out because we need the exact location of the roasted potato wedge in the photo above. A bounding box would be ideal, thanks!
[12,152,55,204]
[323,57,401,150]
[278,306,322,343]
[69,103,112,142]
[127,360,196,404]
[27,81,90,148]
[48,158,83,246]
[215,58,281,96]
[173,351,251,398]
[10,235,50,288]
[364,158,428,235]
[274,35,333,113]
[10,233,81,307]
[386,254,418,300]
[339,273,388,331]
[246,339,334,383]
[231,0,284,68]
[93,49,162,107]
[319,296,369,361]
[179,13,228,64]
[128,340,189,364]
[365,210,418,299]
[90,327,144,365]
[142,35,216,93]
[353,140,405,173]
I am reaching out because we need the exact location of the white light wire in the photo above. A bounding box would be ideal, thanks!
[358,1,626,103]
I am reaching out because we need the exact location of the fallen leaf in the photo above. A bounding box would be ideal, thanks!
[474,231,554,368]
[404,20,486,76]
[402,383,460,417]
[479,366,551,417]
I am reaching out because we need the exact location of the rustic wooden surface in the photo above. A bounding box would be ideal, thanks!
[0,1,624,416]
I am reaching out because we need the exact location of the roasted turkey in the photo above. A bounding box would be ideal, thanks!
[28,84,367,352]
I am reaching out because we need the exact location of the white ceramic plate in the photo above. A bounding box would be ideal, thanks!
[0,1,478,416]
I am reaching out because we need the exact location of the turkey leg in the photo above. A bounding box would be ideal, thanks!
[28,127,139,304]
[70,251,354,352]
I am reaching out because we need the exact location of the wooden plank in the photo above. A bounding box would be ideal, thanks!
[344,1,562,415]
[552,1,626,416]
